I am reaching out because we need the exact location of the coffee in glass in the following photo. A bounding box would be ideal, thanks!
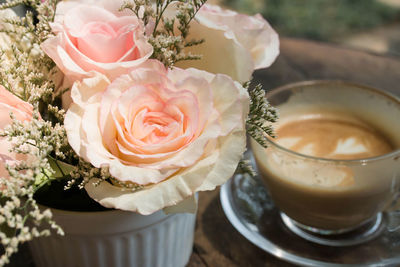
[251,81,400,245]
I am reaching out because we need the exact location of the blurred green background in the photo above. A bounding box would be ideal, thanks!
[222,0,400,56]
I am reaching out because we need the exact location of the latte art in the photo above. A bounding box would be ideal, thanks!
[253,107,399,229]
[257,109,397,189]
[252,82,400,231]
[275,112,394,160]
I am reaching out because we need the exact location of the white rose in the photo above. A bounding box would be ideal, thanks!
[64,60,249,214]
[176,4,279,83]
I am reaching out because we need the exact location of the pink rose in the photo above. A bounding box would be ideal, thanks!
[64,60,249,214]
[41,0,153,84]
[176,4,279,83]
[0,86,34,178]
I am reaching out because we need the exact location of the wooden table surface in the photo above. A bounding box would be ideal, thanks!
[8,38,400,267]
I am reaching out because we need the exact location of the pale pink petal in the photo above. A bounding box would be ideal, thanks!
[175,20,254,83]
[43,0,154,89]
[0,87,35,180]
[41,34,87,81]
[81,103,117,167]
[0,86,33,128]
[75,20,142,63]
[233,13,279,69]
[176,4,279,83]
[84,128,246,214]
[52,0,136,28]
[181,70,249,135]
[64,5,117,37]
[0,104,28,128]
[197,128,247,190]
[206,73,249,135]
[108,160,178,184]
[70,72,110,107]
[168,69,213,135]
[67,65,249,211]
[64,103,87,157]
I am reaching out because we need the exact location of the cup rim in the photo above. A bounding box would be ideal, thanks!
[262,80,400,164]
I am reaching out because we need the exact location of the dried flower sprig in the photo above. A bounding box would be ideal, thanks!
[120,0,155,27]
[0,1,66,264]
[236,159,256,177]
[0,0,60,106]
[121,0,206,67]
[153,0,206,66]
[246,82,278,148]
[0,110,65,266]
[236,82,278,177]
[0,0,60,45]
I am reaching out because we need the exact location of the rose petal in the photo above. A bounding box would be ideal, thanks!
[85,126,246,214]
[42,0,154,100]
[67,65,249,212]
[64,5,117,37]
[176,21,253,83]
[175,4,279,83]
[0,86,34,180]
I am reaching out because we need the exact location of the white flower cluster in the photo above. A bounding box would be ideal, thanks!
[0,113,64,266]
[120,0,206,67]
[0,1,68,264]
[0,199,62,266]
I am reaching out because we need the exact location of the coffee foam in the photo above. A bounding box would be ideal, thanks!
[332,138,368,156]
[251,85,400,229]
[274,110,394,160]
[256,108,396,188]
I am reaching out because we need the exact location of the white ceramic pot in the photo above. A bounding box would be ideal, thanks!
[28,207,196,267]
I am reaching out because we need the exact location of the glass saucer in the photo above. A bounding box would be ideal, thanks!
[220,152,400,267]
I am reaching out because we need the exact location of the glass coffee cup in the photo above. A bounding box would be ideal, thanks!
[251,81,400,246]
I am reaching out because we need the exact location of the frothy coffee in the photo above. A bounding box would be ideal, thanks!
[275,111,395,160]
[252,84,400,231]
[262,109,397,191]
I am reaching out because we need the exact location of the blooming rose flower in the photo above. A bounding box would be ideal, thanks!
[41,0,153,84]
[64,60,249,214]
[0,86,34,178]
[176,4,279,83]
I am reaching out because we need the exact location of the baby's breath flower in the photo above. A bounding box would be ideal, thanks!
[0,1,66,261]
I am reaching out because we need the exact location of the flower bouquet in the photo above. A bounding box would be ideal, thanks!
[0,0,279,266]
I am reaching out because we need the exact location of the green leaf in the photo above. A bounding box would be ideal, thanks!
[48,156,75,178]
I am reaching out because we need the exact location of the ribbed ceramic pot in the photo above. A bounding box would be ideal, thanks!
[28,207,196,267]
